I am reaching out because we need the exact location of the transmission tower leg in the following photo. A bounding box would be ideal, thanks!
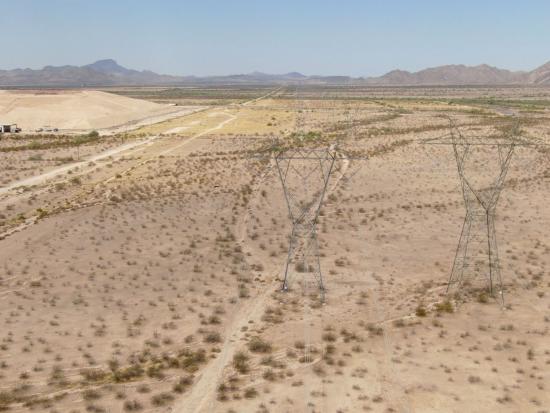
[486,212,494,296]
[487,212,504,305]
[448,215,472,294]
[309,229,325,302]
[281,224,297,292]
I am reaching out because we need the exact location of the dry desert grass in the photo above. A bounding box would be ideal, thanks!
[0,85,549,413]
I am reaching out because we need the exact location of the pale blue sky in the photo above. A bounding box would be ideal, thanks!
[1,0,549,76]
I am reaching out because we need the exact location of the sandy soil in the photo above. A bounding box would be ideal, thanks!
[0,86,549,413]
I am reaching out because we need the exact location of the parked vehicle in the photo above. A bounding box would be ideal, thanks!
[0,124,20,133]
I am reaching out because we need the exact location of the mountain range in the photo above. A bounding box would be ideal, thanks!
[1,59,549,87]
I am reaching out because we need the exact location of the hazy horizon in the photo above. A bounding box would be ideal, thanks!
[1,0,549,77]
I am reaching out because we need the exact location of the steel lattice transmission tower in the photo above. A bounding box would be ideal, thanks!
[274,144,338,301]
[253,87,367,301]
[424,120,538,304]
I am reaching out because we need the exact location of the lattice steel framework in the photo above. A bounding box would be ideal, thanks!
[251,86,367,302]
[423,121,535,304]
[274,145,338,301]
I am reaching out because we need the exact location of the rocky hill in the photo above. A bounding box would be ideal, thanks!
[1,59,549,86]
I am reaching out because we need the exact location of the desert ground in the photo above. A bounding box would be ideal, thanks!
[0,85,549,413]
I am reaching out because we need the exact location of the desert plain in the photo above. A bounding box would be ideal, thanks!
[0,85,549,413]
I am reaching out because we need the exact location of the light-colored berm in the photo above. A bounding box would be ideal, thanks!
[0,90,180,131]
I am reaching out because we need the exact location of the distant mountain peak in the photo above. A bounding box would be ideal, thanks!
[85,59,132,75]
[93,58,118,65]
[386,69,411,75]
[284,72,307,79]
[529,61,550,84]
[535,60,550,70]
[366,63,529,85]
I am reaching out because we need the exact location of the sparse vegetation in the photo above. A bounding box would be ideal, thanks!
[247,337,272,353]
[1,85,548,413]
[232,351,250,374]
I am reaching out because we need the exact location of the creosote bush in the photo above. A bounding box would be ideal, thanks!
[123,400,143,411]
[435,300,454,313]
[477,292,489,304]
[244,387,258,399]
[173,375,194,393]
[151,392,174,406]
[204,331,222,343]
[247,336,272,353]
[232,351,250,374]
[415,305,427,317]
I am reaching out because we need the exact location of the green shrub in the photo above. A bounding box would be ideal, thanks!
[435,300,454,313]
[415,305,427,317]
[204,331,222,343]
[322,332,337,342]
[112,364,144,382]
[151,392,174,406]
[82,389,101,401]
[232,351,250,374]
[80,368,108,382]
[172,375,194,393]
[477,292,489,304]
[247,337,272,353]
[0,391,15,410]
[262,369,276,381]
[244,387,258,399]
[123,400,143,411]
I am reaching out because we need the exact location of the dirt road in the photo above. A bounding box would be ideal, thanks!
[0,89,278,198]
[0,89,277,242]
[0,137,160,196]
